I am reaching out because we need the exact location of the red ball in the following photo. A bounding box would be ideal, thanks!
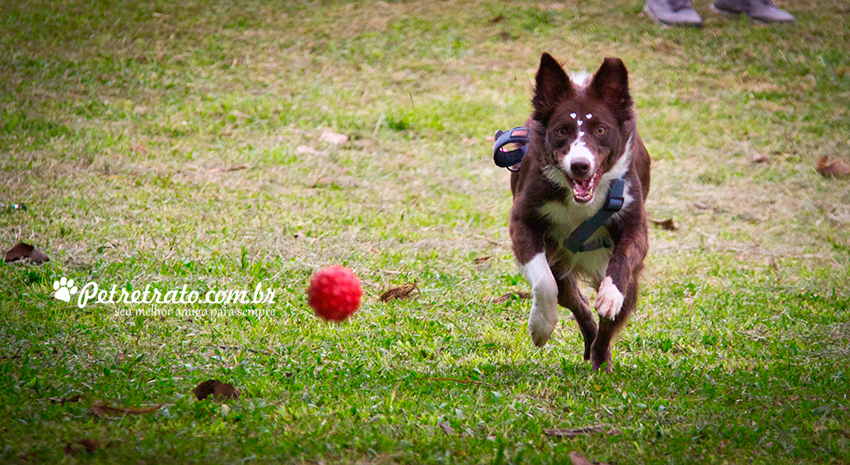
[307,266,362,322]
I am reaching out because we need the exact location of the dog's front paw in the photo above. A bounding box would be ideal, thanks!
[529,305,557,347]
[595,276,623,320]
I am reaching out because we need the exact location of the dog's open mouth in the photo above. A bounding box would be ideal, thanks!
[567,170,604,203]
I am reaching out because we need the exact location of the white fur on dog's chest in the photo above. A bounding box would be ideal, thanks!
[538,199,613,286]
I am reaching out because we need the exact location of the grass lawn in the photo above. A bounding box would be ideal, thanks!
[1,0,849,463]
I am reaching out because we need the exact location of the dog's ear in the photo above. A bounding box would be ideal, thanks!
[532,53,574,125]
[589,57,633,119]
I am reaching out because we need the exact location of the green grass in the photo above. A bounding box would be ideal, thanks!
[1,0,849,463]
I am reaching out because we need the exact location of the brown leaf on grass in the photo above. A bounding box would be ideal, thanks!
[226,164,252,172]
[49,394,82,405]
[751,153,769,164]
[295,145,320,155]
[816,156,850,179]
[493,292,530,304]
[569,451,609,465]
[130,143,148,155]
[379,282,419,303]
[438,422,455,435]
[473,255,493,265]
[319,128,349,145]
[693,201,711,211]
[4,242,49,264]
[310,177,335,188]
[543,424,608,438]
[649,218,679,231]
[78,439,100,453]
[192,379,240,401]
[91,402,162,417]
[64,439,101,457]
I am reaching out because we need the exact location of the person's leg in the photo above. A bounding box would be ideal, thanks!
[711,0,795,23]
[643,0,703,28]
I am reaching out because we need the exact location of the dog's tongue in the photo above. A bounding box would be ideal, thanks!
[572,177,594,202]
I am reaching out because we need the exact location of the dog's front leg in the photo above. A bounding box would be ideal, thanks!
[595,225,648,321]
[511,214,558,347]
[522,252,559,347]
[591,215,649,371]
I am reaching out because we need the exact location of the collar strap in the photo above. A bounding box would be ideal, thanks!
[493,127,529,171]
[564,177,626,253]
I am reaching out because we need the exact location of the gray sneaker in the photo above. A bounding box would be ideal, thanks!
[711,0,795,23]
[644,0,704,28]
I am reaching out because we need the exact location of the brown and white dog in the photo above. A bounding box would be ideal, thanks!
[508,53,650,371]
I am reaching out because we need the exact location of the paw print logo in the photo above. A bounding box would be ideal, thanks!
[53,277,79,303]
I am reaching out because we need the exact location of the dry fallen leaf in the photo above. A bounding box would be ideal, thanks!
[543,424,608,438]
[751,153,769,164]
[78,439,100,453]
[494,292,530,304]
[49,394,82,405]
[319,128,349,145]
[226,164,251,172]
[439,422,455,435]
[311,177,335,188]
[379,282,419,303]
[473,256,493,265]
[4,242,49,264]
[192,379,240,401]
[816,155,850,179]
[130,143,148,155]
[295,145,320,155]
[91,402,162,417]
[64,439,100,457]
[649,218,679,231]
[569,451,609,465]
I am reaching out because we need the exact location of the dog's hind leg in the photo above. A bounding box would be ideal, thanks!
[590,277,639,372]
[556,273,598,361]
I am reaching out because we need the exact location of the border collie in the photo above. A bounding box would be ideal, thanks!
[507,53,650,371]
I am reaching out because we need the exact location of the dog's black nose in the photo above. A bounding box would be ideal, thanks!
[570,159,591,178]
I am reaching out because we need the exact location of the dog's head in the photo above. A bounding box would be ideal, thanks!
[531,53,635,204]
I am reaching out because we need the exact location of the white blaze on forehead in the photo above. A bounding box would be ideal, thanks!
[560,117,595,175]
[570,113,577,119]
[563,140,595,176]
[586,113,593,119]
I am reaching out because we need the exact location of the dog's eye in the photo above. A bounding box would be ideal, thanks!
[595,126,606,135]
[556,127,567,136]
